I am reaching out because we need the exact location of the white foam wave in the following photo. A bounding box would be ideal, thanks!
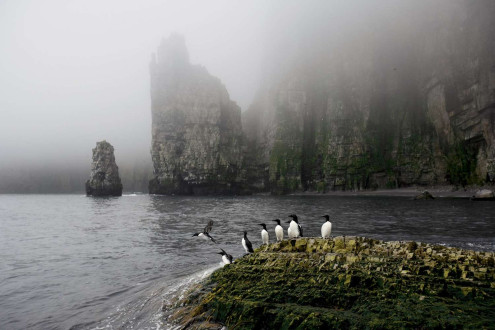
[84,265,219,330]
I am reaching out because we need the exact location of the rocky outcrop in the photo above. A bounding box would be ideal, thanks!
[166,237,495,329]
[414,190,435,200]
[85,141,123,196]
[149,34,244,195]
[472,188,495,201]
[243,0,495,194]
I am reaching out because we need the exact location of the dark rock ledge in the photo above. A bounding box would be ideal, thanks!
[164,237,495,329]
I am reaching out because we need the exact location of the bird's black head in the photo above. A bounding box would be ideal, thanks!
[258,223,267,229]
[288,214,299,223]
[218,249,226,255]
[272,219,281,225]
[192,233,199,237]
[322,215,330,221]
[243,230,247,236]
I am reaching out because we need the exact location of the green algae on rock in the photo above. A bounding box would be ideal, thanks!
[165,237,495,329]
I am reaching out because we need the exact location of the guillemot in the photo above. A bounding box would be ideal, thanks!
[192,219,217,243]
[321,215,332,238]
[217,248,233,265]
[258,223,269,245]
[287,214,303,238]
[272,219,284,241]
[242,231,254,253]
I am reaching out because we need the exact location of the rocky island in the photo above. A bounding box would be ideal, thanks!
[166,237,495,329]
[85,140,123,196]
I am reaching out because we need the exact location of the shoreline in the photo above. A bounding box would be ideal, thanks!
[288,185,494,198]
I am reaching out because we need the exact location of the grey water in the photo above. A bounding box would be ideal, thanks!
[0,194,494,329]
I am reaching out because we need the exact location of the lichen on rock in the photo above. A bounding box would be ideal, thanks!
[166,237,495,329]
[85,140,123,196]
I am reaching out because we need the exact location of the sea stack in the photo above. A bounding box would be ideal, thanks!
[148,34,243,195]
[85,140,123,197]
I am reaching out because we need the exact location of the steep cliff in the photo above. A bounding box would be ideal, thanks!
[85,140,123,196]
[167,237,495,329]
[149,34,244,195]
[243,0,495,193]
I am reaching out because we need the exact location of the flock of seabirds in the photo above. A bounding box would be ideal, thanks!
[193,214,333,265]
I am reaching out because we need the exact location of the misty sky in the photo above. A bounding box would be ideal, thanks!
[0,0,448,170]
[0,0,269,167]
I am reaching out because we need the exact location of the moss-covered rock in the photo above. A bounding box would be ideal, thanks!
[166,237,495,329]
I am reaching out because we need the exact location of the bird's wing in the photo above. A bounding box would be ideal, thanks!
[206,233,217,243]
[228,254,233,263]
[204,220,214,234]
[299,224,303,237]
[246,238,254,252]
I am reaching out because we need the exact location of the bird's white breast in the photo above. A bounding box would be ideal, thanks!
[261,229,269,244]
[275,225,283,241]
[289,221,300,238]
[242,237,248,252]
[222,255,231,264]
[321,221,332,238]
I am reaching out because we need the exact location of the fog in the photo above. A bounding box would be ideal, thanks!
[0,0,464,192]
[0,0,267,170]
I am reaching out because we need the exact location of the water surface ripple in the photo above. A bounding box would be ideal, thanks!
[0,194,493,329]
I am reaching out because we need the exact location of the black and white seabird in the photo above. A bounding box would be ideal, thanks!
[242,231,254,253]
[217,248,233,265]
[321,215,332,238]
[272,219,284,241]
[192,220,217,243]
[287,214,303,238]
[258,223,269,245]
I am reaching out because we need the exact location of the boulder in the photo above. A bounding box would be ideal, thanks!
[471,189,495,201]
[85,141,123,196]
[414,190,435,200]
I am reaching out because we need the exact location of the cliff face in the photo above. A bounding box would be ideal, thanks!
[243,0,495,193]
[149,34,243,195]
[167,237,495,329]
[149,35,242,194]
[149,2,494,195]
[85,141,123,196]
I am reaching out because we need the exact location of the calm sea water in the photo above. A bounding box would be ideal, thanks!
[0,194,494,329]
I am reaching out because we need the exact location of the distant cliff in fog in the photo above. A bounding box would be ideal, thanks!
[243,0,495,193]
[150,1,494,195]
